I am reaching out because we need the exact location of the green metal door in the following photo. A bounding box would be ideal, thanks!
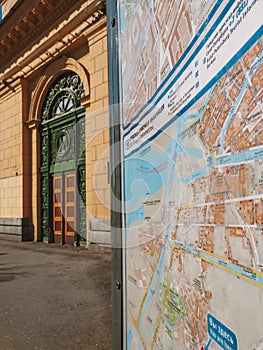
[40,72,86,245]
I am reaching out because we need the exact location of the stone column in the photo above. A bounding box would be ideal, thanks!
[27,120,41,242]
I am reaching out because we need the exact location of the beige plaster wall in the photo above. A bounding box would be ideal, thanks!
[0,87,23,217]
[0,0,19,19]
[84,25,110,221]
[0,5,110,240]
[0,176,23,217]
[26,19,110,240]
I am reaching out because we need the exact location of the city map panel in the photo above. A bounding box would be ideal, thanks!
[118,0,263,349]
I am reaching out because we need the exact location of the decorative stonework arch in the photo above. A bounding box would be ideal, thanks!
[28,57,89,244]
[41,72,85,121]
[28,57,90,122]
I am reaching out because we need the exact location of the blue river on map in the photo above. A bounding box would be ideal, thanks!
[125,51,263,347]
[124,106,211,230]
[124,104,212,343]
[216,147,263,166]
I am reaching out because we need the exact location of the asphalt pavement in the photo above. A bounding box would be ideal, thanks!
[0,239,112,350]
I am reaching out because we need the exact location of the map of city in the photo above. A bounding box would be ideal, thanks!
[119,0,263,349]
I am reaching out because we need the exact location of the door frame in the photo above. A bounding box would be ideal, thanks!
[39,75,86,245]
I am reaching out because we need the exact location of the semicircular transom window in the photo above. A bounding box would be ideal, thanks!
[41,72,85,121]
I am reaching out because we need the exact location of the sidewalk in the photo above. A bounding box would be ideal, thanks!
[0,239,112,350]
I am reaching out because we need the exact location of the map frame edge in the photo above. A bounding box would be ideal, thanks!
[107,0,125,349]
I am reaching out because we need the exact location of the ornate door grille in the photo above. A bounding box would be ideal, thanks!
[40,72,86,245]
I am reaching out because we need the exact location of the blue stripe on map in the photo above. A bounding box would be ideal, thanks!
[123,0,234,131]
[124,26,263,158]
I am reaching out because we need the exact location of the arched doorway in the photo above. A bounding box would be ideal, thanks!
[40,72,86,246]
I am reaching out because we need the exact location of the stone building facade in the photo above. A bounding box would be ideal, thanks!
[0,0,111,245]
